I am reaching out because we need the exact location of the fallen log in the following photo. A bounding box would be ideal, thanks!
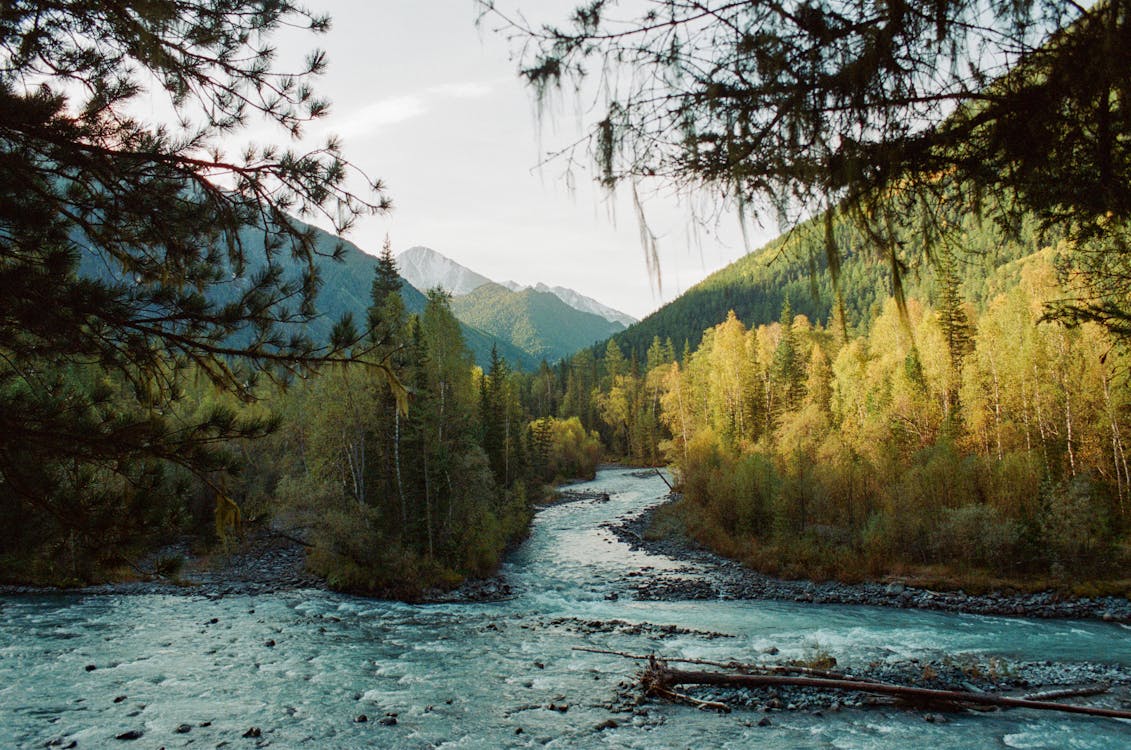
[646,659,1131,720]
[1022,683,1112,702]
[573,646,879,683]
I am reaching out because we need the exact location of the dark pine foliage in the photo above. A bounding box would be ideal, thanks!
[0,1,387,574]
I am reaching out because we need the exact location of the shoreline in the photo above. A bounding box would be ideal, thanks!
[0,526,324,599]
[608,497,1131,624]
[5,480,1130,623]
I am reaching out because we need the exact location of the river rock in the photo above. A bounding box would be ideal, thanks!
[114,729,143,740]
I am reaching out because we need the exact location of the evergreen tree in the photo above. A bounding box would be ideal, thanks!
[771,300,806,415]
[0,0,386,563]
[603,339,627,388]
[937,249,975,373]
[482,345,513,486]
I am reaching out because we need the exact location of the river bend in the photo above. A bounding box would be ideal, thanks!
[2,468,1129,748]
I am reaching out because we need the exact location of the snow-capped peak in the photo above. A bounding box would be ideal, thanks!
[396,246,636,327]
[396,246,492,297]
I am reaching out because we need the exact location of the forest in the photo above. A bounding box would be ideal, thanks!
[552,227,1131,589]
[0,236,609,595]
[6,181,1130,596]
[3,0,1130,601]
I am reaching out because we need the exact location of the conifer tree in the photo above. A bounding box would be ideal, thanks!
[771,300,806,415]
[0,1,387,516]
[482,345,512,486]
[937,249,975,373]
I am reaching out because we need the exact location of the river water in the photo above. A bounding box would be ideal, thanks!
[2,468,1130,748]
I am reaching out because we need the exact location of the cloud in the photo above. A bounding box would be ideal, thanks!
[425,81,493,99]
[331,95,428,139]
[326,81,495,142]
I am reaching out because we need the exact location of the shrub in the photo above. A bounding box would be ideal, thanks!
[932,504,1022,570]
[1040,474,1113,570]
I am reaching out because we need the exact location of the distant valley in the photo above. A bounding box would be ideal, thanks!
[397,246,635,365]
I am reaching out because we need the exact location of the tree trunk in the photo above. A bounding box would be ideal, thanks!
[394,409,407,536]
[650,664,1131,720]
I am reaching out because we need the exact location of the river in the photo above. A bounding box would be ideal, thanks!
[2,467,1130,748]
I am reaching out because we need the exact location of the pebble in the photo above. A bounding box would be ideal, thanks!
[174,724,192,734]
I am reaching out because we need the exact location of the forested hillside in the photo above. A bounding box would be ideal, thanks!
[74,220,538,372]
[539,230,1131,589]
[451,282,625,364]
[612,207,1045,361]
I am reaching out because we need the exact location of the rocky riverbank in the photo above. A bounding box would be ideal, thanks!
[607,497,1131,623]
[0,526,323,598]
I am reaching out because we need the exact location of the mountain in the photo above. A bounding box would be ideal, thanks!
[398,246,636,327]
[397,245,493,297]
[393,245,635,363]
[528,283,636,327]
[294,230,538,370]
[76,223,538,371]
[450,282,626,364]
[608,205,1039,361]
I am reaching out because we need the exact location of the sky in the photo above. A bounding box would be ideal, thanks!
[262,0,776,320]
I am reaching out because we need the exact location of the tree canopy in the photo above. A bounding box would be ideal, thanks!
[0,1,386,501]
[479,0,1131,329]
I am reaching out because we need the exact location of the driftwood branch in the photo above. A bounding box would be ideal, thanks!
[572,646,874,682]
[270,528,315,548]
[582,649,1130,721]
[650,662,1131,720]
[653,685,732,712]
[1022,684,1112,702]
[653,468,674,490]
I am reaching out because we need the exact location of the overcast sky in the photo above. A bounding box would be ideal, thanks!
[269,0,776,319]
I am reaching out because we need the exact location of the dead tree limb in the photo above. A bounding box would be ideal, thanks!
[653,469,674,490]
[270,528,315,548]
[1022,684,1112,702]
[572,646,877,682]
[653,686,732,713]
[649,664,1131,720]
